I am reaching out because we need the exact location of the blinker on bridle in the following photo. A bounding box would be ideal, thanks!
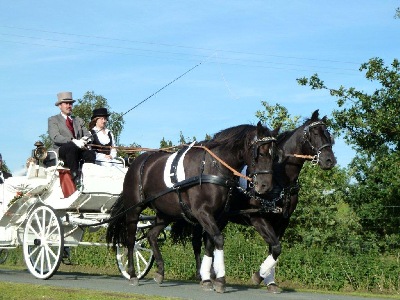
[248,136,276,181]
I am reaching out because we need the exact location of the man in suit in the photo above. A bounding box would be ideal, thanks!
[48,91,95,184]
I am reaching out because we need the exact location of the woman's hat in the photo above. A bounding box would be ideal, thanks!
[91,108,111,120]
[55,91,76,106]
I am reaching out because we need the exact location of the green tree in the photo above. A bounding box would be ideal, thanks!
[285,164,361,252]
[160,137,173,149]
[297,58,400,246]
[297,58,400,156]
[256,102,301,131]
[73,91,125,144]
[0,159,11,174]
[117,141,142,162]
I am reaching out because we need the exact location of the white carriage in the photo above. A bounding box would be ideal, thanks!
[0,143,156,280]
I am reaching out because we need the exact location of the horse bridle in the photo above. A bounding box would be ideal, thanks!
[247,136,277,186]
[302,121,333,165]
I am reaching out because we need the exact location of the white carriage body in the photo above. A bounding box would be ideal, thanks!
[0,149,156,280]
[0,156,127,248]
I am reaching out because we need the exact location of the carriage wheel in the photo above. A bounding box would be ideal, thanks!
[116,233,154,280]
[23,205,64,279]
[0,249,8,264]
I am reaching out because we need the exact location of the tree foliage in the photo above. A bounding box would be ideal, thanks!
[297,58,400,247]
[0,161,11,173]
[285,164,361,252]
[297,58,400,157]
[256,101,301,131]
[73,91,125,144]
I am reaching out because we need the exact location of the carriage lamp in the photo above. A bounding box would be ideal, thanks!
[33,141,48,161]
[32,141,47,177]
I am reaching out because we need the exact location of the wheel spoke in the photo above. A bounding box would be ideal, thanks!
[33,214,43,236]
[28,245,40,260]
[44,245,54,273]
[26,224,40,242]
[47,222,59,237]
[45,216,58,237]
[40,247,46,276]
[31,246,42,272]
[41,209,47,237]
[136,249,150,265]
[24,205,63,279]
[44,244,58,261]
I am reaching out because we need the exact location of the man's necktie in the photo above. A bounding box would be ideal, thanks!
[66,117,76,138]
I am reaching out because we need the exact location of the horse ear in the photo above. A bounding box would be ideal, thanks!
[311,109,319,120]
[322,116,327,123]
[256,121,266,136]
[272,123,281,137]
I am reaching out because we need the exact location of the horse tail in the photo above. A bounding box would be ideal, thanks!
[106,193,127,250]
[170,219,200,246]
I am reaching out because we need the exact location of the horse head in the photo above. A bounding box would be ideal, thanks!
[245,121,280,194]
[302,110,336,170]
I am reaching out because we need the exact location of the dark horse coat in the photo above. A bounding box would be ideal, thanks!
[106,122,279,293]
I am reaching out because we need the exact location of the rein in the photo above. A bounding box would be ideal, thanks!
[192,145,253,182]
[88,133,276,183]
[89,143,254,182]
[285,120,333,165]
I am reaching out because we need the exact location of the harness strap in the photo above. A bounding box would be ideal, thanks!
[139,152,156,202]
[140,174,236,206]
[170,146,187,184]
[192,145,253,182]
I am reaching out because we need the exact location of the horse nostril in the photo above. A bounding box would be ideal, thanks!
[324,157,336,168]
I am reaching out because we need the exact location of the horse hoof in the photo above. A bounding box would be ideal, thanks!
[251,271,263,285]
[266,283,281,294]
[129,277,139,286]
[153,272,164,284]
[213,277,226,293]
[201,280,213,291]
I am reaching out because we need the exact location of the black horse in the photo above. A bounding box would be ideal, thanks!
[171,110,336,292]
[106,122,280,293]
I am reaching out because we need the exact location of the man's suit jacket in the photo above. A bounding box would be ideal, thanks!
[48,114,90,153]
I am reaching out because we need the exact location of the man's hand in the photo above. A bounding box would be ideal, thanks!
[81,135,92,144]
[72,139,85,149]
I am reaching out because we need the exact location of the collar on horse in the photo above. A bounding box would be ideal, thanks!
[233,180,300,217]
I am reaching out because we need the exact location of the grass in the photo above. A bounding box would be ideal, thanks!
[0,281,177,300]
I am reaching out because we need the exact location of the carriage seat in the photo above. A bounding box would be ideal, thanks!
[43,150,59,168]
[81,163,127,195]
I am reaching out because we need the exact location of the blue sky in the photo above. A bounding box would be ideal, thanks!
[1,1,399,173]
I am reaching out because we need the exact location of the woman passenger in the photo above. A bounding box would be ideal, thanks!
[88,108,118,166]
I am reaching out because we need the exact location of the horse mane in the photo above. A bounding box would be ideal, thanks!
[200,124,256,151]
